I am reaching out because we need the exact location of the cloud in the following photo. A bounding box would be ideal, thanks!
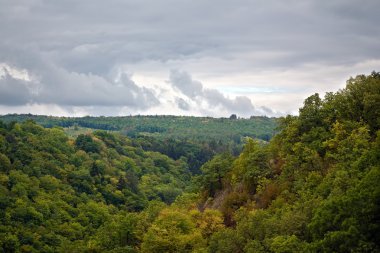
[2,1,379,73]
[169,70,203,98]
[176,97,190,111]
[169,70,256,116]
[0,69,31,105]
[0,0,379,117]
[0,62,160,109]
[203,89,254,112]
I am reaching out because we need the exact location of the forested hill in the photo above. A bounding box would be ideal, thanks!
[0,122,193,252]
[0,72,379,252]
[191,72,380,252]
[0,115,277,175]
[0,114,277,142]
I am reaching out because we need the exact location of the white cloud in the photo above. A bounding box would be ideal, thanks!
[0,61,160,109]
[169,70,258,117]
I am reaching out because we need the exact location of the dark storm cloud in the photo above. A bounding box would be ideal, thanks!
[0,0,379,114]
[170,70,255,115]
[0,69,31,105]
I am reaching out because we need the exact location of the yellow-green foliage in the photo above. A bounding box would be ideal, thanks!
[199,72,380,252]
[0,72,379,252]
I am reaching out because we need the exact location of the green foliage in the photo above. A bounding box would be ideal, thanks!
[90,212,140,252]
[75,134,101,153]
[0,72,379,252]
[0,115,277,144]
[0,120,191,252]
[231,138,271,193]
[141,209,205,253]
[200,153,234,197]
[308,166,380,252]
[0,115,277,174]
[208,228,244,253]
[196,72,380,252]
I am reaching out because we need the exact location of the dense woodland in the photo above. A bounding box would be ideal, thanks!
[0,115,276,176]
[0,72,379,252]
[0,114,277,142]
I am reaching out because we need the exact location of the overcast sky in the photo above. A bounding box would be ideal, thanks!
[1,0,379,117]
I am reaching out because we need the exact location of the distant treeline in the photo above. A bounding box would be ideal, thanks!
[0,115,277,142]
[0,114,277,174]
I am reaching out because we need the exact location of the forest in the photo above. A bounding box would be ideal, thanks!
[0,72,379,252]
[0,114,277,142]
[0,115,276,175]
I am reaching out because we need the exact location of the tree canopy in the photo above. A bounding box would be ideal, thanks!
[0,72,379,252]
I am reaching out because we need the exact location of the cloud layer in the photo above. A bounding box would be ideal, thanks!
[170,70,257,116]
[0,62,159,108]
[0,0,379,117]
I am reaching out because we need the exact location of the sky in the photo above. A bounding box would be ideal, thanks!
[0,0,379,118]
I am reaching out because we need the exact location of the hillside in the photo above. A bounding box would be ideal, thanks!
[0,72,379,252]
[0,122,192,252]
[189,72,380,252]
[0,115,277,142]
[0,115,277,175]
